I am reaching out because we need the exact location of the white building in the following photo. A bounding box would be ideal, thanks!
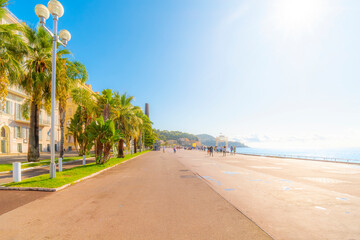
[0,10,60,154]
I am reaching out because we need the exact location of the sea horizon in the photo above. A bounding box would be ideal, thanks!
[235,147,360,163]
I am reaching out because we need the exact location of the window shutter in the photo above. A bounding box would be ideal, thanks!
[15,104,18,119]
[9,101,13,115]
[14,126,17,138]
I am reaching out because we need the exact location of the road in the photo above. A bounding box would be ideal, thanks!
[0,150,270,240]
[176,150,360,240]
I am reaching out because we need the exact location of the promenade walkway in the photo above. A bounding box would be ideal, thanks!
[0,150,271,240]
[177,150,360,240]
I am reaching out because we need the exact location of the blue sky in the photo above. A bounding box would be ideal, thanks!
[8,0,360,149]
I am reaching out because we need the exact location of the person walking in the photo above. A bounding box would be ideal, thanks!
[210,146,214,157]
[223,146,227,156]
[230,146,233,155]
[173,146,176,154]
[163,146,165,153]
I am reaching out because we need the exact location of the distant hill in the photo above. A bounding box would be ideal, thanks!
[156,130,247,148]
[155,130,198,141]
[196,134,248,148]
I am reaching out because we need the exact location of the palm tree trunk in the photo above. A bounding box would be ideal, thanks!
[27,101,40,162]
[103,104,110,121]
[59,101,65,158]
[74,136,79,154]
[117,139,125,158]
[134,138,137,153]
[97,141,103,164]
[103,143,111,162]
[96,138,102,164]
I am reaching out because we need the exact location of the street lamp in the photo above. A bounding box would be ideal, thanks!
[35,0,71,178]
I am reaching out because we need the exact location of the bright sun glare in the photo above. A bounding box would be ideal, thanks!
[270,0,329,36]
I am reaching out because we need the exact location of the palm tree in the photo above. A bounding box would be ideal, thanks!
[0,0,26,105]
[70,87,96,155]
[135,111,152,152]
[66,110,81,153]
[96,89,118,121]
[92,89,120,159]
[56,56,88,158]
[87,116,121,164]
[72,87,97,126]
[113,93,140,158]
[20,25,52,162]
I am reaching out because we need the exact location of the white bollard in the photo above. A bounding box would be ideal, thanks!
[12,162,21,182]
[83,155,86,165]
[59,157,63,172]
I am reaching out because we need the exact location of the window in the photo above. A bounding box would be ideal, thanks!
[1,127,5,138]
[17,143,22,153]
[47,129,51,140]
[14,126,21,138]
[39,144,42,152]
[39,129,43,141]
[22,127,27,139]
[15,103,21,120]
[1,100,12,114]
[1,140,6,153]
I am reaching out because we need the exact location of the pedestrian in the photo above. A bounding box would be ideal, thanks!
[173,146,176,153]
[210,146,214,157]
[223,146,227,156]
[163,146,165,153]
[234,146,236,155]
[230,146,233,155]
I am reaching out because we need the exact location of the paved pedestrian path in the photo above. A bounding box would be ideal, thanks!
[177,149,360,240]
[0,151,271,240]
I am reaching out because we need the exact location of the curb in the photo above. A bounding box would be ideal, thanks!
[0,152,148,192]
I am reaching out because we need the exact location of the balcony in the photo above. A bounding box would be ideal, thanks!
[39,119,51,126]
[14,115,29,125]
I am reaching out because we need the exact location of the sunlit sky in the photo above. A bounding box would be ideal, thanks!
[8,0,360,149]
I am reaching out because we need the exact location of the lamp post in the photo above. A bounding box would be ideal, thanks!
[35,0,71,178]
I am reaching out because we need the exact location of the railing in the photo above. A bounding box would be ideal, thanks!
[39,119,51,125]
[236,152,360,164]
[14,115,28,122]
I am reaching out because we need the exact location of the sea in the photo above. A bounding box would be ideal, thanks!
[235,148,360,164]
